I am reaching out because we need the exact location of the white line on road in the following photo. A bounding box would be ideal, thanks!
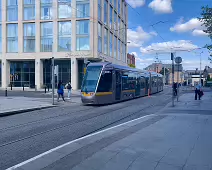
[6,114,155,170]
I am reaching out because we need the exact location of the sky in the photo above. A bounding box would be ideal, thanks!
[126,0,212,70]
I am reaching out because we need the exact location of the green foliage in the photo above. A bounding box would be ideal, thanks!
[159,67,169,75]
[128,64,135,68]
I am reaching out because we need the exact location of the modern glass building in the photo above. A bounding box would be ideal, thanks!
[0,0,128,89]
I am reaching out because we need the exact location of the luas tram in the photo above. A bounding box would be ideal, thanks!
[81,62,163,105]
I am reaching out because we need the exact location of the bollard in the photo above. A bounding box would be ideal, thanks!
[23,84,24,91]
[47,85,49,92]
[10,83,12,90]
[5,88,7,97]
[45,86,46,93]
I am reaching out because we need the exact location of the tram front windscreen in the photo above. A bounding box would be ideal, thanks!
[81,66,103,93]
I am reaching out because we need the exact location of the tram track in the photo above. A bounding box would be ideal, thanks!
[0,90,171,132]
[0,95,171,149]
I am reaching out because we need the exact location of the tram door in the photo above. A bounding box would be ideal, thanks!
[135,74,141,97]
[115,70,122,100]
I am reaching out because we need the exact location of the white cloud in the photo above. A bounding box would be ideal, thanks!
[170,18,208,37]
[126,0,145,8]
[127,26,157,48]
[140,40,198,54]
[148,0,173,14]
[192,29,208,36]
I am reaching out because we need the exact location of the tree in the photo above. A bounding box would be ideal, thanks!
[159,67,169,75]
[199,6,212,56]
[128,64,135,68]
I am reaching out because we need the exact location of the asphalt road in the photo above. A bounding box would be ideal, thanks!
[0,88,173,170]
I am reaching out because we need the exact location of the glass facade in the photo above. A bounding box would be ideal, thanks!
[109,6,113,29]
[7,24,18,53]
[109,32,112,57]
[104,0,108,25]
[0,0,2,22]
[40,0,52,20]
[10,61,35,87]
[43,60,71,86]
[114,36,117,58]
[104,28,108,55]
[98,23,102,52]
[98,0,102,21]
[24,0,35,20]
[24,23,36,52]
[0,24,2,53]
[58,0,71,19]
[76,20,89,51]
[58,21,72,51]
[41,22,53,52]
[7,0,18,21]
[76,0,90,18]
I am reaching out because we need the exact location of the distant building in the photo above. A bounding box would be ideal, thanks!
[127,53,135,67]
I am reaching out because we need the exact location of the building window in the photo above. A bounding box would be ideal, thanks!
[114,12,117,34]
[58,0,71,19]
[118,0,120,14]
[118,39,120,60]
[76,0,89,18]
[109,32,112,57]
[109,6,113,29]
[7,0,18,21]
[24,0,35,20]
[41,0,52,20]
[98,0,102,21]
[58,21,71,52]
[122,43,126,62]
[118,17,121,37]
[104,0,108,25]
[0,25,2,53]
[0,0,2,22]
[98,23,102,52]
[24,23,35,52]
[7,24,18,53]
[40,22,53,52]
[76,20,90,51]
[114,36,117,58]
[104,28,108,55]
[114,0,117,10]
[109,0,112,5]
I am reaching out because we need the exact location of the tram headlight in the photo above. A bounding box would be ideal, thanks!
[90,92,94,96]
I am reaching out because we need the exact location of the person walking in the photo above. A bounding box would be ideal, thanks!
[65,81,72,99]
[195,82,201,100]
[57,81,65,102]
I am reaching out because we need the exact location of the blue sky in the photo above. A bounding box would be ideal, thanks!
[126,0,211,70]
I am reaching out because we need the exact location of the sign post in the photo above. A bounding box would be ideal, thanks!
[51,57,55,105]
[171,53,175,107]
[175,56,182,102]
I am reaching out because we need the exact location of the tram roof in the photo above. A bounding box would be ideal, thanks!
[87,62,163,76]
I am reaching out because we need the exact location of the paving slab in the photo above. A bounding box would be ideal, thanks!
[0,97,54,116]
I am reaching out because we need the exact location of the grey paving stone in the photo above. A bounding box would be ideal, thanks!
[160,146,191,166]
[100,147,141,170]
[20,151,66,170]
[128,159,157,170]
[55,142,83,155]
[183,164,211,170]
[77,149,117,170]
[156,162,182,170]
[71,164,93,170]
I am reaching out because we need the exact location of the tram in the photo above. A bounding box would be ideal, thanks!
[81,62,163,105]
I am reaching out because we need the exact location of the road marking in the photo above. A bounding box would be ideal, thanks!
[6,114,155,170]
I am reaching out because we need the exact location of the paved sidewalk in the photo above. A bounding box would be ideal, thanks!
[0,97,54,116]
[7,92,212,170]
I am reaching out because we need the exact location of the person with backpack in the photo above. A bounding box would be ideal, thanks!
[65,81,72,99]
[57,81,65,102]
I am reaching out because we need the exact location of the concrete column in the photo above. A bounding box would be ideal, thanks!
[35,0,41,52]
[52,0,58,52]
[35,59,43,89]
[1,59,10,88]
[71,58,78,90]
[18,0,23,53]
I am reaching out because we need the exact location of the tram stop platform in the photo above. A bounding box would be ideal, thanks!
[8,92,212,170]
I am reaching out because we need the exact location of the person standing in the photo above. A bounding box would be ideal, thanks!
[65,82,72,99]
[195,82,201,100]
[57,81,65,102]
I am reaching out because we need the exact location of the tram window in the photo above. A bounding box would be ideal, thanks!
[97,71,112,92]
[122,72,129,90]
[140,77,145,89]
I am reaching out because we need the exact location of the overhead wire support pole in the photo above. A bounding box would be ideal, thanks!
[171,52,175,107]
[52,57,55,105]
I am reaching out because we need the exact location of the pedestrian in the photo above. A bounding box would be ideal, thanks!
[65,81,72,99]
[195,82,201,100]
[173,82,177,96]
[57,81,65,102]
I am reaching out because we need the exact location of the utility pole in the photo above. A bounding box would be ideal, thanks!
[51,57,55,105]
[163,65,166,85]
[171,53,175,107]
[199,52,203,85]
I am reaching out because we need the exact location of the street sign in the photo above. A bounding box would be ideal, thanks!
[175,64,183,72]
[54,65,59,75]
[175,57,182,64]
[84,58,88,64]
